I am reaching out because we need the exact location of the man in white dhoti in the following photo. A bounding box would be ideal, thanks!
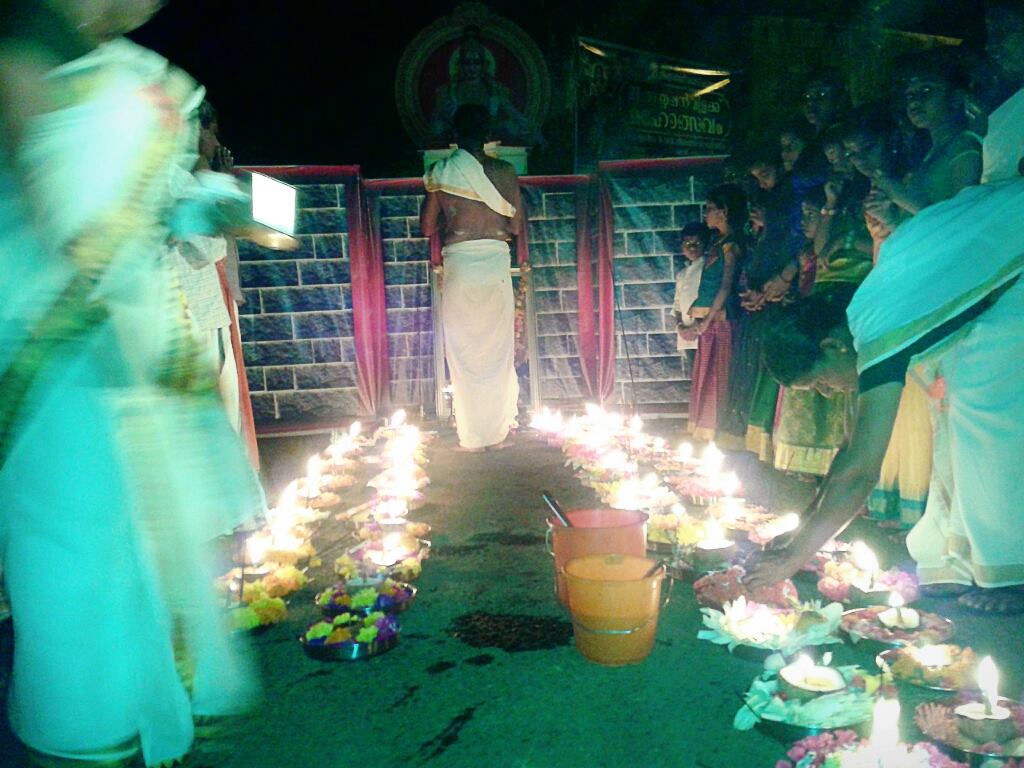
[421,104,525,451]
[746,0,1024,615]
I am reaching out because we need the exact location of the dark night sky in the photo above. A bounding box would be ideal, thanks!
[131,1,984,178]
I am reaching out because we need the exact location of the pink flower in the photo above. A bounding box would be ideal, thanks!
[817,576,850,602]
[786,745,806,761]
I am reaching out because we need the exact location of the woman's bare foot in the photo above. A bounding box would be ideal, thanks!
[957,585,1024,614]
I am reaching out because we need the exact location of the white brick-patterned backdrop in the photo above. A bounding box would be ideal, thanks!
[239,163,722,431]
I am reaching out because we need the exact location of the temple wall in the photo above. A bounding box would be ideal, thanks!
[239,161,722,432]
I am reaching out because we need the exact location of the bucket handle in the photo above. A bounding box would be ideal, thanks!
[571,569,674,636]
[545,525,555,557]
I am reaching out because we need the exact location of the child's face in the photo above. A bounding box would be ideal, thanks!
[800,202,821,239]
[681,236,704,261]
[749,163,778,191]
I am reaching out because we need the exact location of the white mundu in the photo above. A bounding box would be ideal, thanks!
[441,238,519,449]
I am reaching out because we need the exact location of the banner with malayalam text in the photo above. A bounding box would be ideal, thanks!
[573,37,732,172]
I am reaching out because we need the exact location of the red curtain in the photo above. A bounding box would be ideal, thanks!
[346,179,391,415]
[573,177,616,403]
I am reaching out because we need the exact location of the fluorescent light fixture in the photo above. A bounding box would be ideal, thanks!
[690,78,731,98]
[251,172,296,236]
[660,64,731,77]
[579,41,607,57]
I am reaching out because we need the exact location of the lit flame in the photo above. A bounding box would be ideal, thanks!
[978,656,1000,712]
[277,481,298,511]
[887,592,905,609]
[389,409,407,428]
[304,455,321,497]
[775,513,800,535]
[676,442,694,461]
[914,645,952,668]
[852,541,880,575]
[869,698,901,754]
[702,519,731,547]
[702,443,725,474]
[718,471,740,497]
[349,420,362,438]
[245,532,270,566]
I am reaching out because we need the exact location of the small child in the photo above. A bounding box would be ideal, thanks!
[672,221,711,379]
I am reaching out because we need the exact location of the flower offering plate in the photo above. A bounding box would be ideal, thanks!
[915,697,1024,764]
[299,632,399,661]
[734,664,882,741]
[840,606,954,650]
[876,645,978,692]
[300,613,401,661]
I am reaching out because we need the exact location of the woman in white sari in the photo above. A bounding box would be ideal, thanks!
[1,2,262,764]
[746,0,1024,615]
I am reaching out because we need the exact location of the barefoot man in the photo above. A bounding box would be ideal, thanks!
[420,104,526,452]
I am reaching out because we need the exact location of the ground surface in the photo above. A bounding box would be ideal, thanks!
[2,423,1023,768]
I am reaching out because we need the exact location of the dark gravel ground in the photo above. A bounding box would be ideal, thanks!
[2,421,1022,768]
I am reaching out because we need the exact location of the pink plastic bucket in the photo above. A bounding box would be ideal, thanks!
[546,508,648,604]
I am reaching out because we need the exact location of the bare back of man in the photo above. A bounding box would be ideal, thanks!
[420,153,523,244]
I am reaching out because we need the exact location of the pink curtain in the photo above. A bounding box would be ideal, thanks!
[573,178,616,403]
[514,192,530,266]
[595,178,617,402]
[575,184,598,397]
[346,179,391,415]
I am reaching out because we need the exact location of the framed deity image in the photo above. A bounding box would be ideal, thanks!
[395,2,550,150]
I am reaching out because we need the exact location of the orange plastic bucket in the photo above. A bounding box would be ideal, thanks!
[563,554,670,666]
[546,508,648,604]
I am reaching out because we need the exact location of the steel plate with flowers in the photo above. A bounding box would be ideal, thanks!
[300,612,400,661]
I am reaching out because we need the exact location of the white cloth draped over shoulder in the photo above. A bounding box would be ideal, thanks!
[1,38,260,767]
[423,148,516,217]
[441,239,519,449]
[847,87,1024,588]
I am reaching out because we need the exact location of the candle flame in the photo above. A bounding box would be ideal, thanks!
[776,513,800,535]
[978,656,1000,711]
[851,540,880,575]
[277,481,298,510]
[914,645,952,668]
[676,442,694,460]
[390,409,407,428]
[702,442,725,474]
[703,519,731,546]
[870,698,901,753]
[349,420,362,438]
[718,471,740,498]
[887,592,905,609]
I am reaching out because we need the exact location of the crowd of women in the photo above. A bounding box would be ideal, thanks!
[679,1,1024,616]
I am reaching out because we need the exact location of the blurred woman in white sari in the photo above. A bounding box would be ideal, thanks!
[0,2,262,765]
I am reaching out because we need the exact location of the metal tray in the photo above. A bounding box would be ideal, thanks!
[756,717,869,745]
[875,648,966,692]
[299,632,399,661]
[916,697,1024,767]
[840,607,955,651]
